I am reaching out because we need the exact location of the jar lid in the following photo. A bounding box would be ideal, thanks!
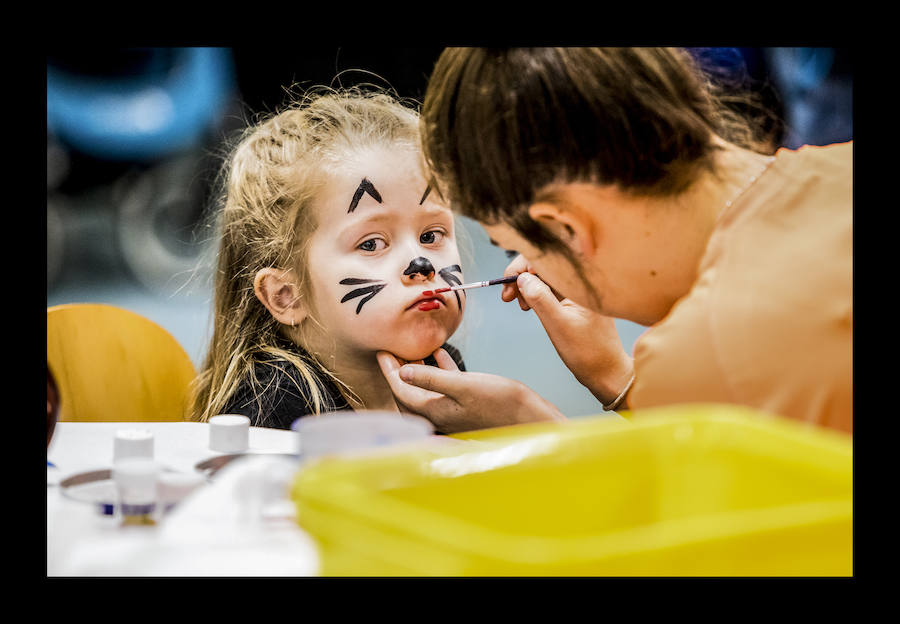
[209,414,250,453]
[113,428,154,462]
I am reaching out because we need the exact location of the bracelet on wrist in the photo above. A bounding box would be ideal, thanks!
[602,373,635,412]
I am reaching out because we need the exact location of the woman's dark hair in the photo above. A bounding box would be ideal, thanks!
[421,47,770,253]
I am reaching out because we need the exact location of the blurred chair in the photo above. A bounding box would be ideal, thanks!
[47,303,197,422]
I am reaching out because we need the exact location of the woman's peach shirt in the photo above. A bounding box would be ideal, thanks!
[630,142,853,433]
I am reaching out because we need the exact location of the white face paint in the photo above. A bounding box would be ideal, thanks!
[302,145,465,361]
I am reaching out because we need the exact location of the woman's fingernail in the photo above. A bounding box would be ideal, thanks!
[517,272,537,296]
[399,366,413,381]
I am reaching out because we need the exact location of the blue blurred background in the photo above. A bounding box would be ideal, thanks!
[45,47,853,418]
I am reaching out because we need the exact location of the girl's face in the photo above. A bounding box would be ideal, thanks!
[301,145,465,361]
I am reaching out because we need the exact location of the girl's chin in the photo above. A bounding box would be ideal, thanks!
[358,315,461,361]
[386,344,446,362]
[380,334,451,362]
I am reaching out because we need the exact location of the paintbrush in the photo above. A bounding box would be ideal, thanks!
[422,275,518,297]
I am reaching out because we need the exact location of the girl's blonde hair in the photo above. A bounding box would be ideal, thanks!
[191,86,422,424]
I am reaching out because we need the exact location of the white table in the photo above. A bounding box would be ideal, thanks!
[47,422,320,576]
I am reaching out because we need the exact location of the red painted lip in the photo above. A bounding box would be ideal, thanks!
[406,293,445,311]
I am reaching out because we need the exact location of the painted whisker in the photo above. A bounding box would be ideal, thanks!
[438,265,464,309]
[339,278,387,314]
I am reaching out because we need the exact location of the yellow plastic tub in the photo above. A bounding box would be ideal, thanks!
[291,404,852,576]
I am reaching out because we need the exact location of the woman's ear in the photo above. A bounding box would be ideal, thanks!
[253,267,307,327]
[528,201,596,258]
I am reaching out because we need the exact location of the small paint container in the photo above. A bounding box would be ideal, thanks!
[113,428,154,462]
[209,414,250,453]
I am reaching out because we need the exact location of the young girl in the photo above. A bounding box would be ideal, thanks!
[191,88,467,429]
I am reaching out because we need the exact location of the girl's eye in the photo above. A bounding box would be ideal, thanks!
[358,238,386,252]
[420,230,445,245]
[504,249,519,259]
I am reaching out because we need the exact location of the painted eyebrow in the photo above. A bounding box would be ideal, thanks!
[348,178,383,213]
[420,179,446,205]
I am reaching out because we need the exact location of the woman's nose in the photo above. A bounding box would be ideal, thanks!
[402,256,435,282]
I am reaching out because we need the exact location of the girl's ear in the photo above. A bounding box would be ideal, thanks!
[528,201,597,258]
[253,267,308,327]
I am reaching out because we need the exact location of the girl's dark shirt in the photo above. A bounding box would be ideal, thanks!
[220,341,466,430]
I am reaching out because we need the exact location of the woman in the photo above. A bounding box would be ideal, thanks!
[377,47,851,434]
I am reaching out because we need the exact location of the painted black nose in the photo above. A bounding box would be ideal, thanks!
[403,256,435,281]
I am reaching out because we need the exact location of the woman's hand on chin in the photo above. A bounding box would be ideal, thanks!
[376,348,565,434]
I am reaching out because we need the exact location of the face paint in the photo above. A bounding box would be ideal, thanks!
[438,264,463,309]
[403,256,435,279]
[339,278,387,314]
[417,300,441,311]
[347,178,383,213]
[419,185,432,205]
[299,146,464,363]
[421,178,445,204]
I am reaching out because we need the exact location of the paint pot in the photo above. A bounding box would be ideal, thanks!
[292,411,434,462]
[113,428,154,462]
[209,414,250,453]
[113,458,160,526]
